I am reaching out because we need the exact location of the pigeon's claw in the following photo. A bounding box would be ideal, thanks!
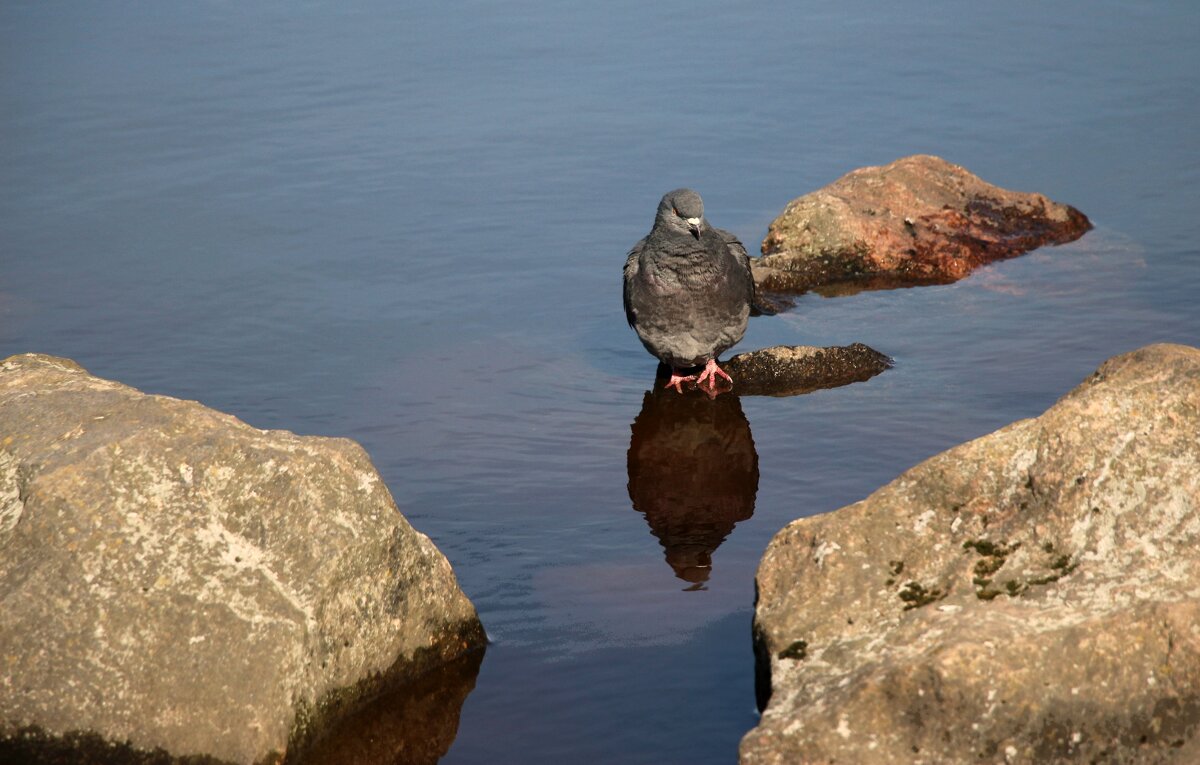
[664,370,698,394]
[695,359,733,392]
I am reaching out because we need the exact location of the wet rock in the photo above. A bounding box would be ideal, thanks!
[742,344,1200,765]
[0,354,485,765]
[750,290,794,316]
[627,387,758,587]
[722,343,892,397]
[753,155,1092,295]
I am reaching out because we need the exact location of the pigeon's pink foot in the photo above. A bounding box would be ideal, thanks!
[695,359,733,392]
[663,370,698,394]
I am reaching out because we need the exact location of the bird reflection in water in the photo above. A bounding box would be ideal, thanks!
[626,384,759,590]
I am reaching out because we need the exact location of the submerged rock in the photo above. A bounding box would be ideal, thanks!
[753,155,1092,295]
[742,344,1200,764]
[722,343,892,397]
[0,354,484,765]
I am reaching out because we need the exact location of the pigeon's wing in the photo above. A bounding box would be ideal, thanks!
[717,228,758,312]
[622,238,647,328]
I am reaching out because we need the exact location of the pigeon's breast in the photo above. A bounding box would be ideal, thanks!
[630,255,749,367]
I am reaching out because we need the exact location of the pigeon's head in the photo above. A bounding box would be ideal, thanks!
[656,188,705,239]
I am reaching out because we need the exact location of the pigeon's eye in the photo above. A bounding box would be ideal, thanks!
[672,207,681,217]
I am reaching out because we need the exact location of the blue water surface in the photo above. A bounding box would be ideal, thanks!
[3,2,1198,763]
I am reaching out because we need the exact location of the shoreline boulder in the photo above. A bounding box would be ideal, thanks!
[753,155,1092,295]
[743,343,1200,764]
[0,354,485,764]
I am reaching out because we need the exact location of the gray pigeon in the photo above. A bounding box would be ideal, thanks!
[623,188,755,393]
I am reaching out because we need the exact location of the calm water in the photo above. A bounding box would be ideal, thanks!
[3,2,1199,763]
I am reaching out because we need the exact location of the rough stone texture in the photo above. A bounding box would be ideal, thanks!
[627,387,758,586]
[753,155,1092,295]
[743,343,1200,765]
[0,354,485,765]
[722,343,892,397]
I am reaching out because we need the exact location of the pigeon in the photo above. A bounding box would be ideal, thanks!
[623,188,755,394]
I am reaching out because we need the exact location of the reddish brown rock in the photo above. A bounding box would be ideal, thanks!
[753,155,1092,294]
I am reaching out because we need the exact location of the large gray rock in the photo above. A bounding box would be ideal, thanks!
[0,354,484,764]
[743,343,1200,764]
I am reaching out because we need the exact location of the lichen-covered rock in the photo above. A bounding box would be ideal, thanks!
[743,344,1200,765]
[753,155,1092,294]
[0,354,484,765]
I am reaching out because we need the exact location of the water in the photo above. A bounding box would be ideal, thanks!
[2,2,1198,762]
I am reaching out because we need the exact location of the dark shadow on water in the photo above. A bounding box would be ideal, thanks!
[626,385,759,589]
[0,730,228,765]
[0,649,484,765]
[290,648,484,765]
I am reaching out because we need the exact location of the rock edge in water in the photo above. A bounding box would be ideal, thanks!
[0,354,485,765]
[722,343,892,397]
[742,343,1200,765]
[656,343,890,398]
[752,154,1092,296]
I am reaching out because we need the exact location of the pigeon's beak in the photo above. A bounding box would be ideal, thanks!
[686,217,701,239]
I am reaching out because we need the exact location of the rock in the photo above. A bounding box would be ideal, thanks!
[743,343,1200,765]
[753,155,1092,295]
[750,290,793,317]
[627,387,758,586]
[0,354,485,765]
[722,343,892,397]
